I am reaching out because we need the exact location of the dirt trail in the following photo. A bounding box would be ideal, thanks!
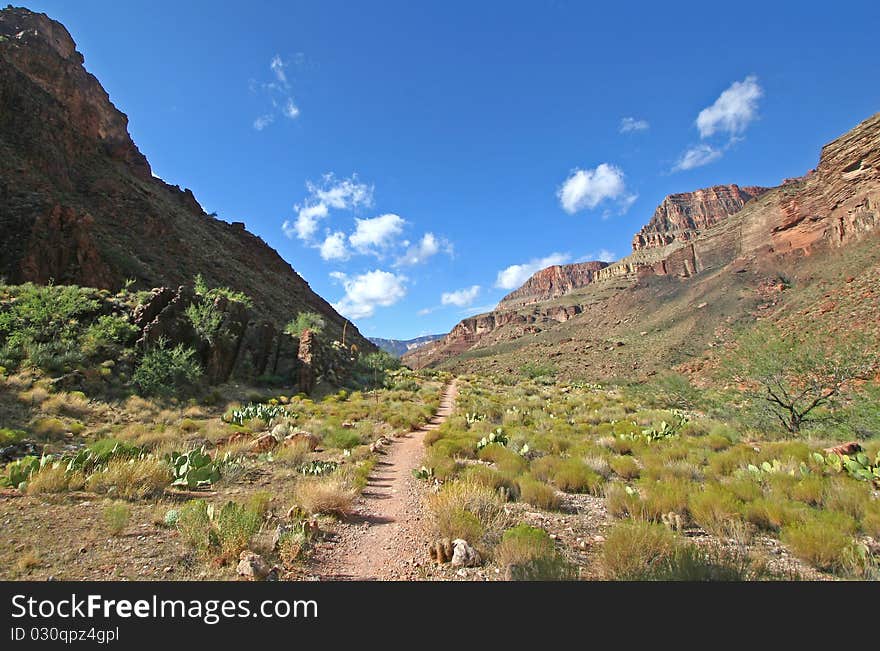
[311,380,458,580]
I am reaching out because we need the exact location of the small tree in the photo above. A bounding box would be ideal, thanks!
[285,312,325,337]
[725,326,876,434]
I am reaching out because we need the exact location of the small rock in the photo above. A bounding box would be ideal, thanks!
[451,539,481,567]
[237,551,271,581]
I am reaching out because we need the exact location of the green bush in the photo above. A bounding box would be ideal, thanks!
[185,300,225,344]
[133,339,202,397]
[285,312,325,337]
[495,524,574,580]
[81,315,137,358]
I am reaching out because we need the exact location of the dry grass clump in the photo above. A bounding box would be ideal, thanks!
[781,512,859,573]
[25,465,85,494]
[42,391,93,419]
[688,484,744,536]
[30,417,79,440]
[602,520,766,580]
[85,458,172,500]
[427,479,506,543]
[517,476,561,510]
[609,455,640,480]
[602,520,680,579]
[494,524,575,580]
[294,476,357,516]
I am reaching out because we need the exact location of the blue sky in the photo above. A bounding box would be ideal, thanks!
[27,0,880,339]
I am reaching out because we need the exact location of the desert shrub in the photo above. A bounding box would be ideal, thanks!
[133,339,202,397]
[781,513,859,573]
[583,454,612,479]
[175,498,263,563]
[646,542,772,581]
[192,274,252,306]
[519,362,556,380]
[294,476,357,516]
[274,439,312,467]
[322,428,361,450]
[85,458,172,499]
[609,455,640,480]
[427,480,505,542]
[213,500,263,563]
[639,478,694,521]
[460,464,517,497]
[823,477,870,521]
[42,392,93,419]
[25,464,85,494]
[0,428,27,445]
[359,351,402,380]
[29,417,71,440]
[185,300,225,345]
[103,502,131,535]
[284,312,325,337]
[550,458,604,494]
[478,444,527,475]
[743,497,808,532]
[688,484,744,537]
[789,476,826,506]
[494,524,574,580]
[517,476,561,510]
[176,499,212,550]
[81,315,137,358]
[0,283,99,372]
[601,521,679,580]
[862,500,880,538]
[604,482,641,518]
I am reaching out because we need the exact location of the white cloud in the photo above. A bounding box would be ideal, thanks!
[395,232,452,266]
[557,164,634,215]
[441,285,481,307]
[270,54,288,86]
[349,213,405,254]
[619,117,649,133]
[495,252,570,290]
[309,174,374,210]
[331,270,407,319]
[319,231,349,261]
[696,75,763,139]
[673,144,723,171]
[284,202,329,241]
[285,174,373,242]
[283,98,300,119]
[253,114,274,131]
[253,54,302,128]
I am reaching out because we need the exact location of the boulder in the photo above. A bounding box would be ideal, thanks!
[451,539,481,567]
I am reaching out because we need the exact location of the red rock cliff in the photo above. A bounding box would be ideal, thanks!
[498,261,609,309]
[632,184,769,250]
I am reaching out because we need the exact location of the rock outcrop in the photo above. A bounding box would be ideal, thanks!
[632,185,769,251]
[0,7,372,351]
[498,261,608,309]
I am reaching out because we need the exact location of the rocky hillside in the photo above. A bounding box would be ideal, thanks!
[498,261,608,309]
[369,334,444,357]
[0,7,371,350]
[631,184,769,251]
[406,112,880,376]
